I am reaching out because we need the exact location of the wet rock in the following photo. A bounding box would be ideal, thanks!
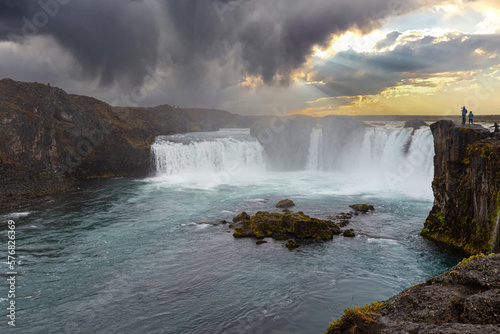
[256,240,267,245]
[338,220,350,227]
[286,240,299,249]
[276,199,295,208]
[231,211,340,241]
[220,220,229,224]
[232,212,250,223]
[349,204,375,213]
[233,226,255,238]
[343,229,355,237]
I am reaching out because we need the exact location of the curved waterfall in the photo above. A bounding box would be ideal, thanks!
[151,123,435,190]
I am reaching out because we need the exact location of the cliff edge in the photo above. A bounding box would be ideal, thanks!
[0,79,254,211]
[422,120,500,255]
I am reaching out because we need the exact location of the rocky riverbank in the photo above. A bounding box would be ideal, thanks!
[325,254,500,333]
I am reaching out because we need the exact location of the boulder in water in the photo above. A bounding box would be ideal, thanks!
[349,204,375,213]
[232,212,250,223]
[231,211,340,241]
[286,240,300,249]
[256,240,268,245]
[343,229,355,237]
[276,199,295,208]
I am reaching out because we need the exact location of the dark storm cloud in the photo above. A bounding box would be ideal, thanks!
[308,32,500,98]
[160,0,426,85]
[0,0,427,90]
[0,0,159,87]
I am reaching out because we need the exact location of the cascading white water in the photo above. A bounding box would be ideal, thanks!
[151,129,266,176]
[306,127,323,170]
[355,126,434,179]
[151,124,434,197]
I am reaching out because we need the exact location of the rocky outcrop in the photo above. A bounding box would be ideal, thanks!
[276,199,295,208]
[325,254,500,334]
[349,204,375,213]
[231,211,342,241]
[0,79,255,211]
[421,120,500,254]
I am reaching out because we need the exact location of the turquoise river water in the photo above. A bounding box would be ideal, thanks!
[1,124,461,333]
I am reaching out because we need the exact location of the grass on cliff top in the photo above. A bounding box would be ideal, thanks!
[324,302,386,334]
[458,253,497,266]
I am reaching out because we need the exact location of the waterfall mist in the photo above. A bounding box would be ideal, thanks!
[151,118,434,197]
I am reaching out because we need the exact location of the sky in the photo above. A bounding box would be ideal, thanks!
[1,0,500,116]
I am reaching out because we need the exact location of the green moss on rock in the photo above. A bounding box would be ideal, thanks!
[285,240,299,249]
[231,211,342,242]
[276,199,295,208]
[324,302,386,334]
[343,229,355,238]
[349,204,375,213]
[422,123,500,255]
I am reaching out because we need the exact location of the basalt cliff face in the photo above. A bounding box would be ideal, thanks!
[0,79,255,211]
[422,120,500,255]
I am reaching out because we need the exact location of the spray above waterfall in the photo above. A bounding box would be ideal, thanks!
[151,129,266,185]
[151,120,434,196]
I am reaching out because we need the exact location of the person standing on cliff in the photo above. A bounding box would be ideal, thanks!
[491,122,499,133]
[468,111,474,125]
[461,106,467,125]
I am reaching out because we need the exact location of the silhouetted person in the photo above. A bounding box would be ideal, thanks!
[492,122,499,133]
[461,106,467,125]
[468,111,474,125]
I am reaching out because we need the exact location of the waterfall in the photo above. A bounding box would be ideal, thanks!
[355,127,434,178]
[306,127,323,170]
[151,123,435,196]
[151,129,266,176]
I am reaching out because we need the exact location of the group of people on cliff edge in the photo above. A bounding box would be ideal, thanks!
[462,106,500,132]
[461,106,474,125]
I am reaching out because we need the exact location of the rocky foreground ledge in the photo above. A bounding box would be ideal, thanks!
[325,254,500,333]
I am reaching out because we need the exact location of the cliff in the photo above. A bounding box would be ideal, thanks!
[421,120,500,255]
[0,79,254,211]
[325,254,500,334]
